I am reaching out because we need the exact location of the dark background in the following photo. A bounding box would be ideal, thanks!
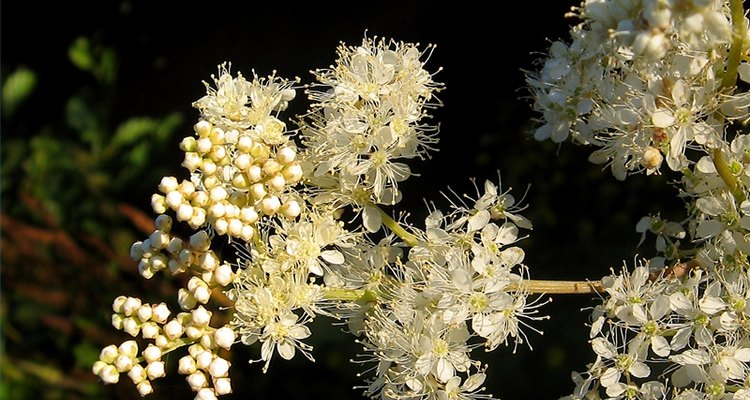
[2,1,682,399]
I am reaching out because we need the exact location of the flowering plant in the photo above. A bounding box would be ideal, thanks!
[92,0,750,399]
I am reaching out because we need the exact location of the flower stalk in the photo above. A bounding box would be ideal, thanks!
[377,206,419,246]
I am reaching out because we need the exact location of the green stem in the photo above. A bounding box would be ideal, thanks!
[713,0,747,203]
[712,148,746,202]
[133,336,197,364]
[721,0,746,91]
[323,287,378,302]
[377,207,419,246]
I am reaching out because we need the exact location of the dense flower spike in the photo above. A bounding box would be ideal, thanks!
[95,2,750,394]
[528,0,750,398]
[95,35,542,400]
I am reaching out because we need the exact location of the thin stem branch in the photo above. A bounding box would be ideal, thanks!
[712,0,747,203]
[377,207,419,246]
[721,0,746,91]
[323,287,378,302]
[712,148,746,202]
[508,279,605,294]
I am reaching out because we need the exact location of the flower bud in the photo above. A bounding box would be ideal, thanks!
[119,340,139,358]
[195,350,213,370]
[214,326,236,350]
[260,196,281,215]
[194,120,212,137]
[155,334,169,348]
[282,163,303,182]
[180,136,197,152]
[159,176,179,194]
[136,381,154,397]
[213,264,234,287]
[143,345,162,363]
[234,153,252,170]
[130,242,145,261]
[208,357,230,378]
[237,135,253,152]
[277,147,296,164]
[250,183,267,201]
[112,296,128,313]
[178,355,197,375]
[99,344,119,363]
[92,360,108,376]
[111,314,124,330]
[190,231,211,252]
[141,322,159,339]
[149,230,170,249]
[128,364,146,384]
[114,354,134,373]
[166,191,184,209]
[187,371,208,391]
[164,319,185,340]
[239,207,258,224]
[122,317,141,337]
[177,203,194,222]
[151,303,171,323]
[137,305,153,322]
[197,137,213,154]
[281,200,301,219]
[192,306,212,327]
[247,165,263,182]
[240,225,255,242]
[214,377,232,395]
[196,388,218,400]
[99,364,120,384]
[122,297,142,317]
[146,361,166,380]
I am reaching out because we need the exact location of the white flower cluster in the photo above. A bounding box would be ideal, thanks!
[301,37,443,208]
[352,180,539,399]
[94,214,237,399]
[92,0,750,397]
[153,65,303,241]
[529,0,750,398]
[95,36,547,400]
[528,0,750,180]
[566,262,750,399]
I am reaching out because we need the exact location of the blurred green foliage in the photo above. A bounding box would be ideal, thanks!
[1,37,183,399]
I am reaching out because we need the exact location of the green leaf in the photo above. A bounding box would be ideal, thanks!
[2,67,37,115]
[96,48,118,85]
[65,96,98,135]
[127,141,150,168]
[2,67,37,117]
[155,112,184,141]
[68,37,94,72]
[111,117,158,149]
[72,342,99,370]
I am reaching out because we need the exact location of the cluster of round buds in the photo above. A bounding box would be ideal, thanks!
[110,296,171,338]
[151,66,305,242]
[151,120,303,241]
[178,340,234,399]
[92,340,166,397]
[129,215,233,289]
[96,293,238,398]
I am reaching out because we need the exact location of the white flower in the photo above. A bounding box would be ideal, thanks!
[592,336,651,391]
[414,318,471,383]
[259,313,313,372]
